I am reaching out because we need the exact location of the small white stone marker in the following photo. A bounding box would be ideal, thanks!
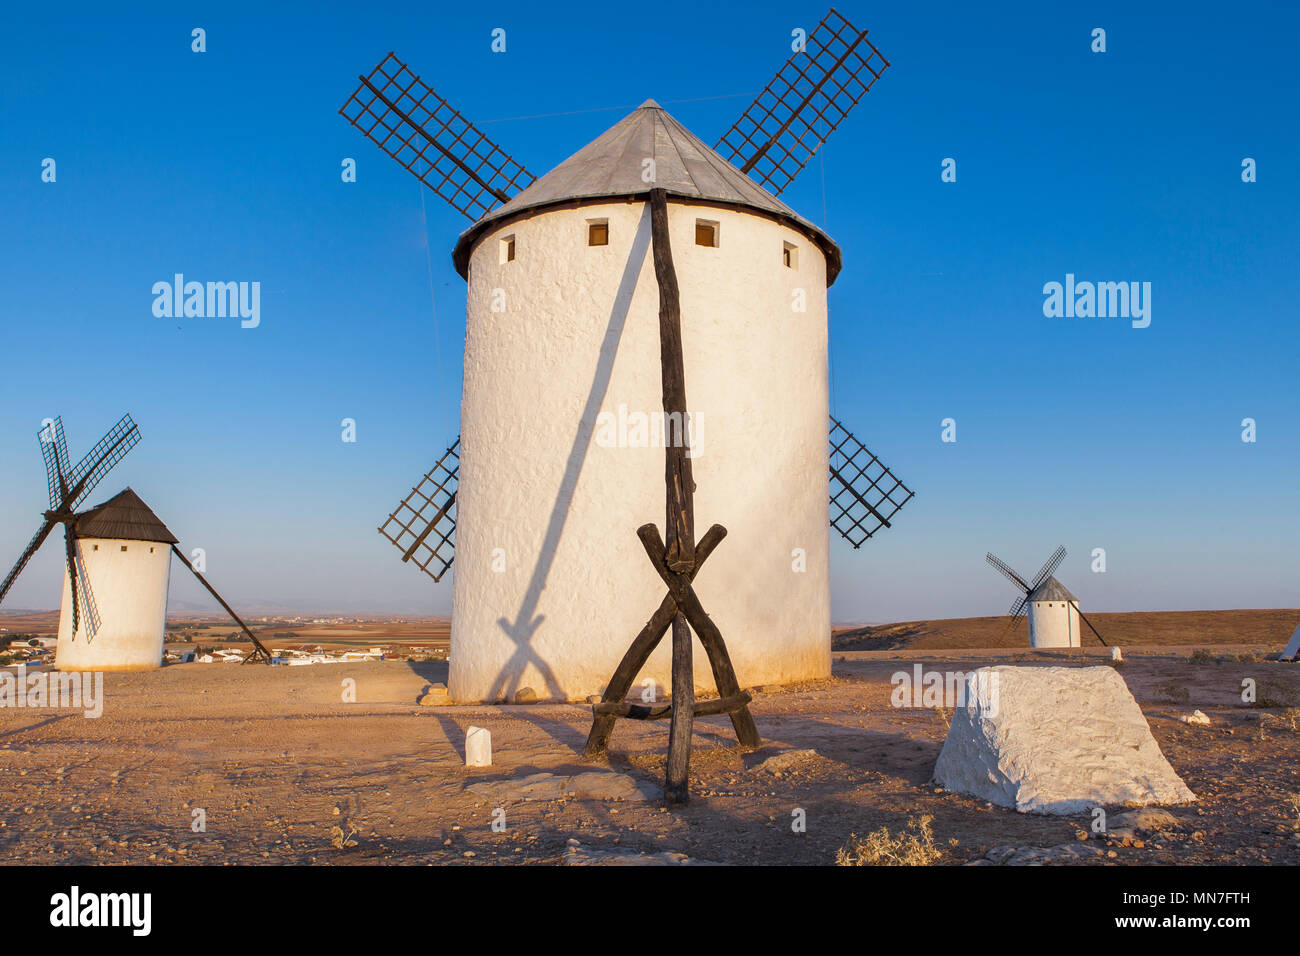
[1111,647,1123,662]
[465,726,492,767]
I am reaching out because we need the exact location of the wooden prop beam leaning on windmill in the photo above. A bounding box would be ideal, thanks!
[583,189,761,805]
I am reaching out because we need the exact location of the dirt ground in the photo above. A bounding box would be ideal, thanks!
[0,646,1296,866]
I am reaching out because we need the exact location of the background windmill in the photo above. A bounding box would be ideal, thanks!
[0,415,272,668]
[985,546,1108,649]
[0,414,140,641]
[344,7,911,797]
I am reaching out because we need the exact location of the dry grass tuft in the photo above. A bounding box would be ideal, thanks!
[836,815,942,866]
[1250,679,1298,709]
[1153,680,1190,703]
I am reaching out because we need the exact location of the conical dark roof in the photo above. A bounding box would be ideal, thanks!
[75,488,178,544]
[1029,576,1077,603]
[452,100,842,283]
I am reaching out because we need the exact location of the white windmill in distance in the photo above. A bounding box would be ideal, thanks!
[0,415,273,669]
[986,547,1109,649]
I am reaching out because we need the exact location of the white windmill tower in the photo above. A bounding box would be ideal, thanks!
[55,488,177,671]
[0,415,273,670]
[986,547,1108,650]
[345,10,911,799]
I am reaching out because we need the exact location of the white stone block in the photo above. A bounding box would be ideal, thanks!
[933,665,1196,815]
[465,726,492,768]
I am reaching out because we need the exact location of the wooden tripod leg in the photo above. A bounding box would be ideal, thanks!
[678,588,761,749]
[584,594,677,757]
[664,614,694,803]
[587,525,729,757]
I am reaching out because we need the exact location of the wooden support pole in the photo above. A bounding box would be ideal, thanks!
[649,188,695,574]
[665,614,694,804]
[583,525,727,757]
[585,190,762,805]
[636,526,761,749]
[171,545,272,663]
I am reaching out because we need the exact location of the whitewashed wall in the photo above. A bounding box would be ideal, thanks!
[56,537,171,671]
[1028,600,1081,649]
[451,199,831,702]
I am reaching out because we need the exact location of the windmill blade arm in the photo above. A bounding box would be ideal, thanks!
[1028,546,1067,593]
[985,552,1030,592]
[827,416,914,549]
[339,53,535,221]
[379,438,460,582]
[0,519,56,607]
[715,8,890,195]
[67,534,102,639]
[64,529,80,635]
[39,417,70,509]
[67,415,141,510]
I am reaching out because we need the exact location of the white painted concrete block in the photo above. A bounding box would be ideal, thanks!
[933,665,1196,814]
[465,726,492,768]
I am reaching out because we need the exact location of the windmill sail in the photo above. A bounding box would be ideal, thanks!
[378,439,460,583]
[715,8,890,196]
[65,414,141,511]
[66,533,102,638]
[0,415,140,626]
[40,417,71,508]
[828,416,914,548]
[1027,546,1067,594]
[382,424,912,581]
[340,53,535,221]
[0,520,55,606]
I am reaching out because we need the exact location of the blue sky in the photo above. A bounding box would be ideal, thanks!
[1,1,1297,621]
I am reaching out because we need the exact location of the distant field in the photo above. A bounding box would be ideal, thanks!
[834,608,1300,651]
[8,608,1297,654]
[0,610,58,636]
[0,611,450,648]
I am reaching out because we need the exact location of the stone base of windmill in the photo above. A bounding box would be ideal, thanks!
[933,665,1196,815]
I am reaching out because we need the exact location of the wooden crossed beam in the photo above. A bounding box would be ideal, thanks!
[584,188,761,805]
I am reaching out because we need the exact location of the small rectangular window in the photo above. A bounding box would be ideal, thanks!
[499,235,515,263]
[588,220,609,246]
[783,241,798,269]
[695,219,719,247]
